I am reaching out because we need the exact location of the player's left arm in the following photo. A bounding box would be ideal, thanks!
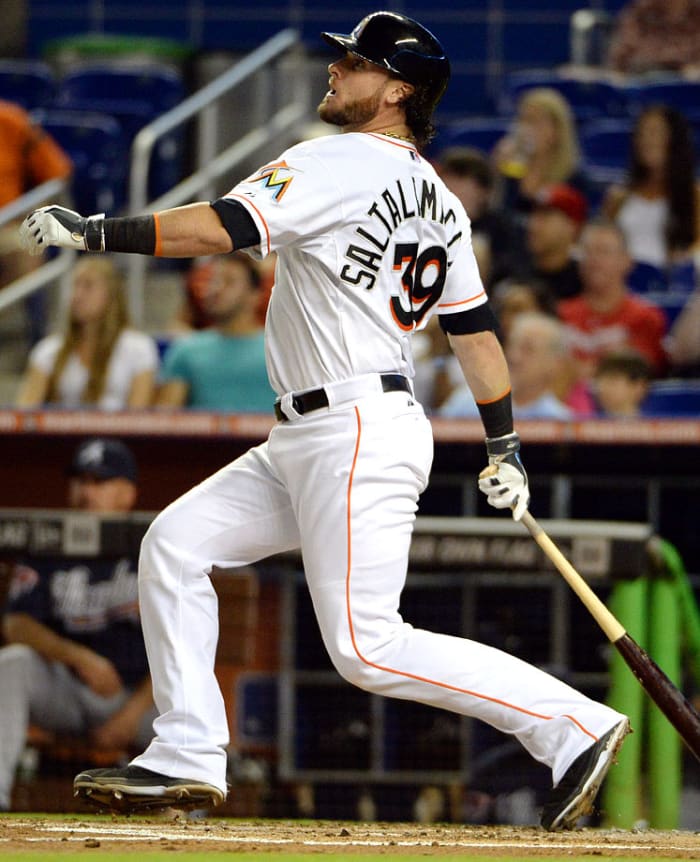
[19,201,237,258]
[441,315,530,521]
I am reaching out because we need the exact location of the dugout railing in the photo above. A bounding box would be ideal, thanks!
[1,507,696,827]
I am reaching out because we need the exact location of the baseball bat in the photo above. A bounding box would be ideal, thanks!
[479,466,700,762]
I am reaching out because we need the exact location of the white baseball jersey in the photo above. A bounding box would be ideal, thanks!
[222,132,487,394]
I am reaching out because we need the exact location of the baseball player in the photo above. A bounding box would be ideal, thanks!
[19,11,628,831]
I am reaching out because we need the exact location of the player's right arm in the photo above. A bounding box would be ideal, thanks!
[19,202,236,258]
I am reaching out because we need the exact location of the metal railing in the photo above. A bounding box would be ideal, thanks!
[125,27,309,322]
[0,177,72,316]
[0,29,310,324]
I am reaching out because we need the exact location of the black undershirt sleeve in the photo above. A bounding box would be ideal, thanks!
[438,302,498,335]
[210,198,261,250]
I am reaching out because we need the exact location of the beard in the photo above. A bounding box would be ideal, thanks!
[317,88,383,128]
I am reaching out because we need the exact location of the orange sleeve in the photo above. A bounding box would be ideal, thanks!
[25,126,73,184]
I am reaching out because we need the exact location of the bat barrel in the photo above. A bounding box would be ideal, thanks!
[615,634,700,763]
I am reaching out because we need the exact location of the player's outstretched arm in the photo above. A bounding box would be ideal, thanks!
[19,202,233,259]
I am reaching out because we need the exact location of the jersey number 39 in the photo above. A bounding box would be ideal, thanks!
[390,242,447,331]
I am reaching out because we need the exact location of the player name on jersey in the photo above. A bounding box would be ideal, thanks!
[341,177,462,291]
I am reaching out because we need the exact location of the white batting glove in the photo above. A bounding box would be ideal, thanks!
[19,205,105,255]
[478,431,530,521]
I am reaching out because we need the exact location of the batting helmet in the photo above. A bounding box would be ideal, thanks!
[321,12,450,113]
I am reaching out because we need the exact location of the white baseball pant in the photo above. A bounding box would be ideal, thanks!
[131,386,625,794]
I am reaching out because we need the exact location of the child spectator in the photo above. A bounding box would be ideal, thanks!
[593,350,653,417]
[15,257,158,409]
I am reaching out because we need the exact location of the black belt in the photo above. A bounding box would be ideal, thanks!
[274,374,411,421]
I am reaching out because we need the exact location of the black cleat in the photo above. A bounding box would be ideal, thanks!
[73,765,225,813]
[541,718,630,831]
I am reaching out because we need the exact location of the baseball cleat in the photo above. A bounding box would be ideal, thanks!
[74,765,225,813]
[540,718,630,831]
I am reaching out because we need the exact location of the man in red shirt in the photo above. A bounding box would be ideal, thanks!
[558,219,667,381]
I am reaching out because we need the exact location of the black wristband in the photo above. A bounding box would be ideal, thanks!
[104,216,156,255]
[477,390,514,438]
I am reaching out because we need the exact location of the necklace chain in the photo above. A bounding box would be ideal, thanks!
[381,130,416,144]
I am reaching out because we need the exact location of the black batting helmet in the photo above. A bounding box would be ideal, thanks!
[321,11,450,114]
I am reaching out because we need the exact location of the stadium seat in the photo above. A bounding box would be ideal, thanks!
[622,79,700,121]
[580,117,632,181]
[642,379,700,417]
[56,64,187,201]
[57,63,185,116]
[432,117,511,156]
[627,261,668,294]
[29,108,128,213]
[498,70,627,122]
[0,59,56,110]
[668,260,696,294]
[643,291,690,327]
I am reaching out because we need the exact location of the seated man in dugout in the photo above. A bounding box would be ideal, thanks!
[0,437,155,811]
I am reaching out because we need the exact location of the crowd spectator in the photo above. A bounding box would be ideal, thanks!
[489,277,557,340]
[665,277,700,377]
[435,146,523,287]
[517,184,587,300]
[558,219,668,380]
[0,99,73,342]
[607,0,700,77]
[411,316,463,413]
[155,253,275,412]
[592,350,653,418]
[492,88,590,216]
[440,312,573,420]
[14,257,158,410]
[169,255,274,335]
[602,106,700,268]
[0,438,155,811]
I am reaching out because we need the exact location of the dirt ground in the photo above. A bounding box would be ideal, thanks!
[1,816,700,857]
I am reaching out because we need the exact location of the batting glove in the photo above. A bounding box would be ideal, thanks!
[478,431,530,521]
[19,205,105,255]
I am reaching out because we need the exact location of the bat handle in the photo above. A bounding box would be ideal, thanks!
[479,465,625,640]
[521,510,627,643]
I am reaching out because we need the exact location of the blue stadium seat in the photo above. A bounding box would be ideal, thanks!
[580,117,632,181]
[622,79,700,121]
[0,59,57,110]
[29,108,128,213]
[56,64,187,201]
[668,260,696,294]
[643,291,690,327]
[498,70,627,122]
[57,64,185,116]
[642,379,700,417]
[432,117,511,156]
[627,261,668,294]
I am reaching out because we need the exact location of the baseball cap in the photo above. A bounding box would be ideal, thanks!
[534,184,588,226]
[69,438,137,482]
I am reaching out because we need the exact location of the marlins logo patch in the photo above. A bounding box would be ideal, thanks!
[245,161,295,201]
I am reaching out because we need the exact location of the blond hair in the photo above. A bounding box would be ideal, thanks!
[520,87,580,184]
[47,257,130,404]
